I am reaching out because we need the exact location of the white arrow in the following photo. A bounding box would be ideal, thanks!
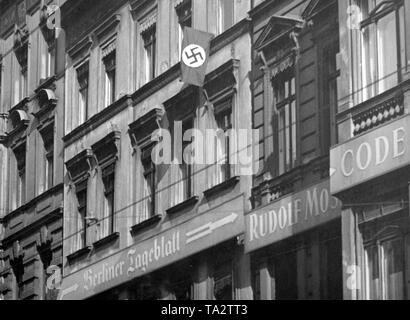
[186,213,238,244]
[330,168,336,177]
[58,283,79,300]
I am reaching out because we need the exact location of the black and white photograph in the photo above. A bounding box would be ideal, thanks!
[0,0,409,306]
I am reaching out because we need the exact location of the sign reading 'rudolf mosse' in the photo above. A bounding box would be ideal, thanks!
[245,179,341,253]
[330,115,410,195]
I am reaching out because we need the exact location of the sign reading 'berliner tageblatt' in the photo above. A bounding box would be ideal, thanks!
[58,196,244,300]
[245,179,341,253]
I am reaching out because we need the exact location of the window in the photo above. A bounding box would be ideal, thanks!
[13,143,26,210]
[181,118,194,202]
[76,183,88,249]
[41,126,54,193]
[176,0,192,59]
[358,0,405,101]
[217,0,234,34]
[102,167,115,238]
[76,62,89,124]
[142,25,156,83]
[141,147,156,221]
[213,261,233,300]
[320,41,339,152]
[252,268,261,300]
[274,71,297,175]
[209,99,233,189]
[14,64,27,105]
[66,150,93,252]
[103,50,116,107]
[359,207,408,300]
[364,238,405,300]
[41,46,55,80]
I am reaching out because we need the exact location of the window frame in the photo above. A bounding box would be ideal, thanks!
[217,0,235,34]
[176,0,192,59]
[357,0,405,100]
[214,101,233,184]
[76,60,90,123]
[272,68,297,176]
[13,142,26,209]
[142,25,157,83]
[40,124,55,193]
[180,116,194,202]
[102,165,116,236]
[75,181,88,249]
[142,146,156,219]
[103,50,116,108]
[359,208,409,300]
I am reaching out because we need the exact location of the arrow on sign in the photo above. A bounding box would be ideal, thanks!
[58,283,79,300]
[330,168,336,177]
[186,213,238,244]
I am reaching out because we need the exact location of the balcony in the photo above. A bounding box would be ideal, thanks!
[343,79,410,137]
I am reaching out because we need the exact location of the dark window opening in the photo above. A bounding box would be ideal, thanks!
[76,62,89,122]
[103,51,116,107]
[273,70,297,176]
[142,26,156,82]
[76,183,88,249]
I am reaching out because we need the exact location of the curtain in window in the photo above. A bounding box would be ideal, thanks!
[170,158,185,208]
[377,11,398,93]
[207,108,231,189]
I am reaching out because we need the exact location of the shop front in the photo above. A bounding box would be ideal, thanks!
[245,179,343,300]
[331,114,410,300]
[58,195,247,300]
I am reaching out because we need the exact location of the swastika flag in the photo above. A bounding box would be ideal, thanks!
[181,27,214,87]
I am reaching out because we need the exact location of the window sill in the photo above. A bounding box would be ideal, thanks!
[166,195,200,216]
[130,214,162,235]
[204,176,240,199]
[66,246,92,263]
[92,232,119,250]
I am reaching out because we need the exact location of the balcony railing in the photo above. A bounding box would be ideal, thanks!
[353,93,404,136]
[346,80,410,137]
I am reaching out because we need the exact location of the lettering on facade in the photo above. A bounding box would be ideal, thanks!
[58,206,244,299]
[82,232,181,292]
[331,115,410,194]
[245,180,341,253]
[127,232,180,275]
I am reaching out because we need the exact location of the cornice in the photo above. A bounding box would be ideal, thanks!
[67,34,94,59]
[94,13,121,41]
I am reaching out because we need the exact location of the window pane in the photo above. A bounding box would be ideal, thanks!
[365,246,381,299]
[214,263,233,300]
[291,101,297,167]
[382,239,404,300]
[219,0,234,33]
[377,11,398,93]
[399,6,406,75]
[361,24,377,100]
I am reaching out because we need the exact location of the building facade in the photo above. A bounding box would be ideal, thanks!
[1,0,410,301]
[244,0,343,300]
[331,0,410,300]
[59,0,254,300]
[0,0,65,300]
